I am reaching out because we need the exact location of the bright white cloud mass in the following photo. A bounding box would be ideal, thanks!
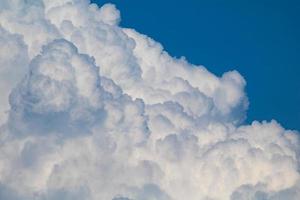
[0,0,299,199]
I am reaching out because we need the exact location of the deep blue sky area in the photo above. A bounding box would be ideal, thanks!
[92,0,300,131]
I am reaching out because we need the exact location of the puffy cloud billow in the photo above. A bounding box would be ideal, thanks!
[0,0,299,199]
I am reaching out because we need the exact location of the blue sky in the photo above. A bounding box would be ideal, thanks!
[92,0,300,131]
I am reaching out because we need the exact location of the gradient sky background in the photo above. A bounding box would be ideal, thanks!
[92,0,300,131]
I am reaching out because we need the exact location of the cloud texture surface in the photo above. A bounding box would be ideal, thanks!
[0,0,299,199]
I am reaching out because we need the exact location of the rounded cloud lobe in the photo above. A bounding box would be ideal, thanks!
[0,0,299,200]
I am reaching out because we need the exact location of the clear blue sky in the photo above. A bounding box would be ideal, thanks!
[92,0,300,131]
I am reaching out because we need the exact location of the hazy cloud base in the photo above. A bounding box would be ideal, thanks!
[0,0,299,199]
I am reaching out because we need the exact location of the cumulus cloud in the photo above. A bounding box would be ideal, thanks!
[0,0,299,199]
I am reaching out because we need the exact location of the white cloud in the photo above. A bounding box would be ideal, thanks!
[0,0,299,199]
[0,27,28,126]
